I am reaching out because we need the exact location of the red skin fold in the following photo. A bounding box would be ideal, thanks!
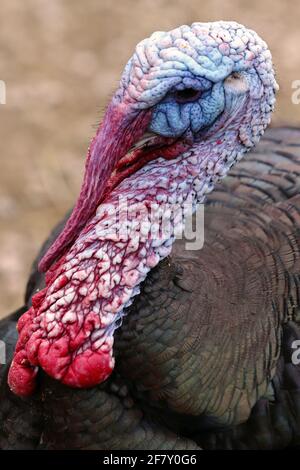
[7,99,190,397]
[8,103,151,396]
[9,288,114,394]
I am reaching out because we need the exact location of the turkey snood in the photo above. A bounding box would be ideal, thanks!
[8,21,277,396]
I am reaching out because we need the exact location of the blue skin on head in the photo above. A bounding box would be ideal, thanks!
[119,22,277,145]
[148,78,225,137]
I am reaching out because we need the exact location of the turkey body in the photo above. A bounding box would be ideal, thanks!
[0,127,300,450]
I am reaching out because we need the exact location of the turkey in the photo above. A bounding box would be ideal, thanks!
[1,21,299,450]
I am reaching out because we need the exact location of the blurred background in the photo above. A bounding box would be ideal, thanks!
[0,0,300,317]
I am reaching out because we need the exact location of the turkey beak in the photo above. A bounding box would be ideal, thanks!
[127,131,160,152]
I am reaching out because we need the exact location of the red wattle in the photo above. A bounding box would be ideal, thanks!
[8,351,38,397]
[7,100,187,398]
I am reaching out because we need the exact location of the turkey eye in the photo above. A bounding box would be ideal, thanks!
[174,88,202,103]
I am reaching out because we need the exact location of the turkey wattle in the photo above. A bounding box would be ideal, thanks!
[8,21,277,397]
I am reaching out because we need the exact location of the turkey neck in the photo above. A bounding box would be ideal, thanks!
[9,116,250,393]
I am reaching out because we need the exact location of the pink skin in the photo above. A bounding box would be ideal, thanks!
[8,101,153,395]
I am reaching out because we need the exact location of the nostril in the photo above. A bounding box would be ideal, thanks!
[174,88,202,104]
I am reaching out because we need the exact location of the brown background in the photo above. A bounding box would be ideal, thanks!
[0,0,300,317]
